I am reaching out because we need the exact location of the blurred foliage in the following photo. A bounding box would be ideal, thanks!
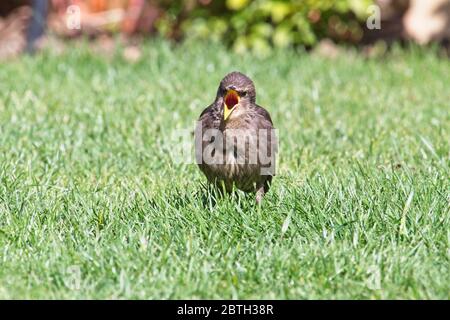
[154,0,374,54]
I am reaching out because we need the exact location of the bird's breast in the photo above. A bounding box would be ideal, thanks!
[198,128,267,191]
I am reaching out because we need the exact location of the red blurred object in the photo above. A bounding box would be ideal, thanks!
[122,0,145,34]
[48,0,160,36]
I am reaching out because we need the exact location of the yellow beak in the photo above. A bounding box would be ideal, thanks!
[224,105,236,121]
[224,90,239,121]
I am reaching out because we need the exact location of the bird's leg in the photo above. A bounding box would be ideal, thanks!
[255,185,265,205]
[256,176,272,205]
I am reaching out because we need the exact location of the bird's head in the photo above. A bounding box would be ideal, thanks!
[216,71,256,121]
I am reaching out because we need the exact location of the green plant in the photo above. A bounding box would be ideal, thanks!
[0,42,448,299]
[155,0,374,54]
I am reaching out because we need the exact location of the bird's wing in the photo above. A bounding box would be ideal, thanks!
[254,104,274,126]
[199,102,216,120]
[195,102,221,172]
[251,104,277,176]
[198,102,222,132]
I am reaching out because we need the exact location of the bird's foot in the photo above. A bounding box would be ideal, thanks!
[255,186,265,205]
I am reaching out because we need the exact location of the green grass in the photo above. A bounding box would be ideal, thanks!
[0,40,449,299]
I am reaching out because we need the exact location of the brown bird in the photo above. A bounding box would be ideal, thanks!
[195,71,277,203]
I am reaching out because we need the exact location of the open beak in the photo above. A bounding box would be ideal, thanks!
[223,89,239,121]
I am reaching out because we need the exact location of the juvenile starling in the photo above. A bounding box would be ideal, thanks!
[195,71,277,203]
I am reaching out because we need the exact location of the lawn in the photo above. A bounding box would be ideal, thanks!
[0,40,448,299]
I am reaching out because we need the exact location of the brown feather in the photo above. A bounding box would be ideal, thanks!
[195,72,277,202]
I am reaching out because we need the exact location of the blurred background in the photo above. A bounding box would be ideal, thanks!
[0,0,449,60]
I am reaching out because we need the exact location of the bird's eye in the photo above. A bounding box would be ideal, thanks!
[240,91,247,97]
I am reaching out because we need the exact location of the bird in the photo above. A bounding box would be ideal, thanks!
[195,71,277,204]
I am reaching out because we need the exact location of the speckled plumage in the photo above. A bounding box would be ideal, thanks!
[195,72,277,203]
